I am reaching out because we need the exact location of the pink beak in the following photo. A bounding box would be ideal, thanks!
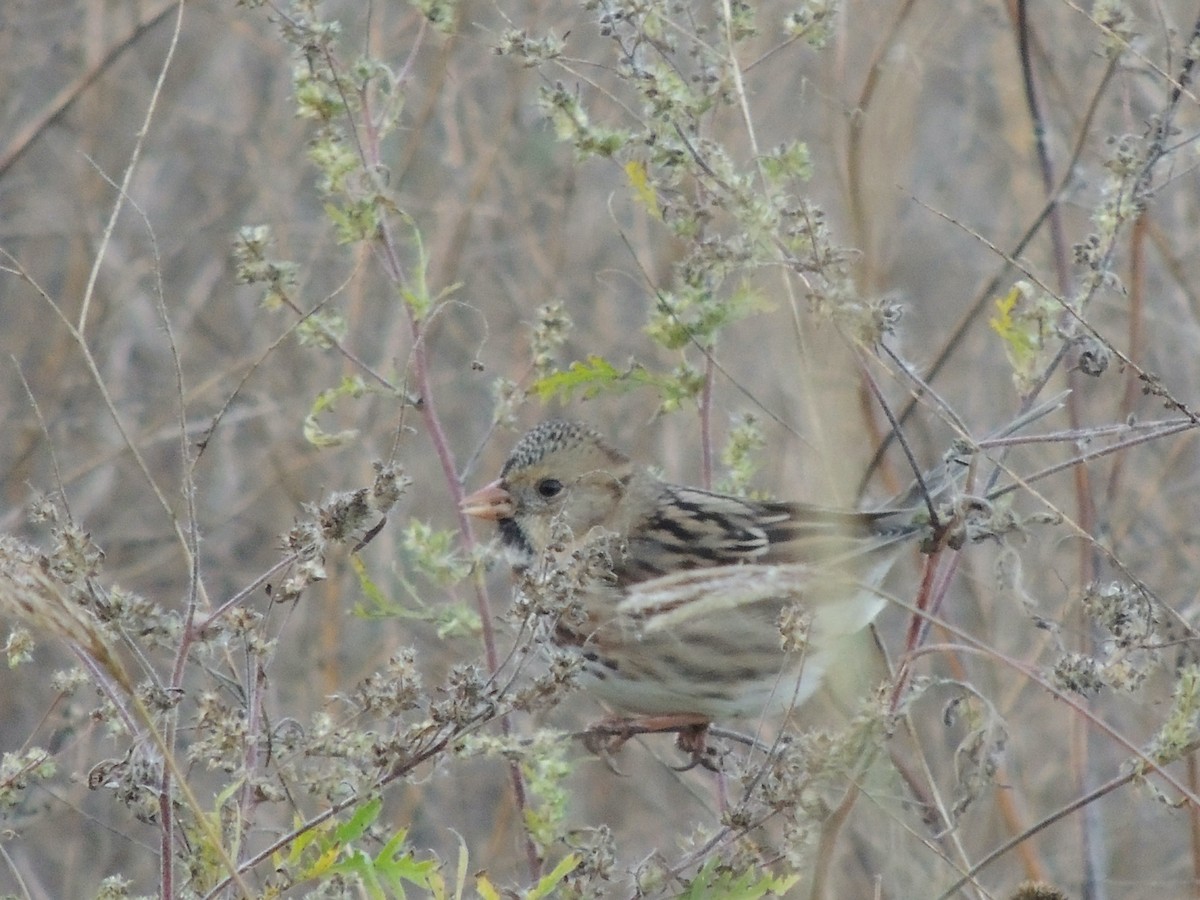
[460,479,515,520]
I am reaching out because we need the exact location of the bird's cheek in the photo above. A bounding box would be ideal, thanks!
[575,493,619,531]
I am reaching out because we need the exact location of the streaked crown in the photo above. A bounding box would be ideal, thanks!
[501,420,619,478]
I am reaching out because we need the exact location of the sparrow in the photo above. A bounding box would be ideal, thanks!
[461,420,953,745]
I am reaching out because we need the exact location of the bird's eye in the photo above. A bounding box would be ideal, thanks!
[536,478,563,499]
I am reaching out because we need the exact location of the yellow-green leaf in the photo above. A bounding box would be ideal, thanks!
[303,375,367,447]
[989,282,1058,394]
[475,873,502,900]
[528,854,580,899]
[625,159,660,218]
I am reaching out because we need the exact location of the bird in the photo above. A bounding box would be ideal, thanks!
[461,419,957,756]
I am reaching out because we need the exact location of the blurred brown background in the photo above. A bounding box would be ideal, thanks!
[3,0,1200,896]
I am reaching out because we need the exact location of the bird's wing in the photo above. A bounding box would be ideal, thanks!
[617,484,919,585]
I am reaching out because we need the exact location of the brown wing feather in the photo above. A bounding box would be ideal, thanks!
[617,484,920,585]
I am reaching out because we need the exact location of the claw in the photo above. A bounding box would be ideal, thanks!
[577,715,719,771]
[595,747,628,777]
[580,722,632,775]
[672,723,721,772]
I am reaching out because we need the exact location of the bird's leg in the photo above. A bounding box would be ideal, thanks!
[579,714,719,771]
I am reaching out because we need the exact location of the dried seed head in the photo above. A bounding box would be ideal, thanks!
[0,537,130,692]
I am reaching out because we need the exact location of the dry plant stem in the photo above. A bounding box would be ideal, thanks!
[1105,211,1148,503]
[1068,657,1099,897]
[980,422,1200,647]
[894,630,1049,884]
[712,0,834,483]
[920,616,1050,883]
[7,260,200,586]
[1144,216,1200,309]
[1012,1,1071,290]
[195,555,298,633]
[986,419,1196,502]
[655,735,829,886]
[21,344,198,893]
[342,43,540,878]
[237,658,268,867]
[699,351,715,489]
[1010,0,1100,565]
[274,276,401,394]
[875,341,970,436]
[18,5,214,892]
[0,1,179,179]
[808,735,948,900]
[11,360,73,523]
[196,304,340,464]
[919,642,1200,897]
[1190,753,1200,899]
[1127,13,1200,193]
[888,722,983,890]
[976,417,1194,450]
[83,653,256,898]
[625,241,804,442]
[1020,10,1200,412]
[393,17,450,182]
[889,546,960,716]
[77,2,182,332]
[1062,0,1200,102]
[990,762,1049,885]
[1106,425,1200,573]
[146,145,208,900]
[862,350,973,724]
[75,650,139,737]
[854,341,968,503]
[858,51,1119,487]
[200,707,507,900]
[719,0,760,159]
[1012,10,1107,882]
[663,825,736,883]
[661,806,788,888]
[919,201,1199,425]
[912,553,962,667]
[842,0,917,287]
[808,780,860,900]
[341,45,504,666]
[857,356,939,524]
[932,761,1157,900]
[408,185,547,884]
[907,642,1199,805]
[856,378,894,495]
[0,845,31,900]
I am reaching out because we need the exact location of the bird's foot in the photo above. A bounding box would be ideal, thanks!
[579,714,719,772]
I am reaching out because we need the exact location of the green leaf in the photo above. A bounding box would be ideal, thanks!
[452,831,470,899]
[760,140,812,183]
[280,812,321,866]
[350,555,480,639]
[399,520,471,587]
[350,555,390,614]
[676,857,800,899]
[530,355,662,403]
[528,854,580,899]
[375,829,439,890]
[324,198,381,244]
[303,375,367,447]
[334,796,383,844]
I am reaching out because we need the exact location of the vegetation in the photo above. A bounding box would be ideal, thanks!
[1,0,1199,896]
